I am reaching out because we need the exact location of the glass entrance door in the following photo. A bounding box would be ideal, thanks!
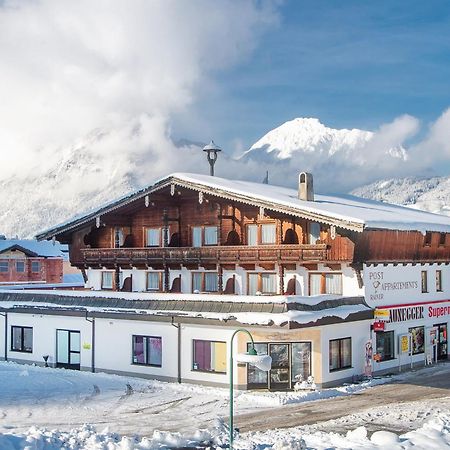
[56,329,81,370]
[435,323,448,360]
[268,343,290,390]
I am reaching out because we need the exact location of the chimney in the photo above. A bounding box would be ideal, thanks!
[299,172,314,201]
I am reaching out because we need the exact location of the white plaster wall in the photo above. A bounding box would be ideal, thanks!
[0,315,5,360]
[364,263,450,308]
[6,313,92,368]
[320,320,371,385]
[94,318,178,379]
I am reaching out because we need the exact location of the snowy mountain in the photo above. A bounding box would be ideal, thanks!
[352,176,450,217]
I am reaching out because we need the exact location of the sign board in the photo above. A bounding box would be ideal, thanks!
[374,309,390,320]
[373,321,385,332]
[399,334,410,354]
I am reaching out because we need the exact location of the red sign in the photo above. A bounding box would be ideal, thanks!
[373,321,385,332]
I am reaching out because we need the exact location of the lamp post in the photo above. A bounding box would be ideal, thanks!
[203,140,222,176]
[229,328,272,449]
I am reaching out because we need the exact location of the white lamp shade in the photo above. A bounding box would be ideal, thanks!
[236,353,272,371]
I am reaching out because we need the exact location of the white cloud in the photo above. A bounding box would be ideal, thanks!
[0,0,278,179]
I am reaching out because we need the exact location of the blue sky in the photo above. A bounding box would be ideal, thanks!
[178,0,450,150]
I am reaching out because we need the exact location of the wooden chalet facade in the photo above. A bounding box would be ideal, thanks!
[1,172,449,390]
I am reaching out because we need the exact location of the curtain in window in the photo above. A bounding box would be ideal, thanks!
[309,273,322,295]
[248,273,258,295]
[325,274,342,294]
[341,338,352,368]
[194,340,211,371]
[261,273,277,293]
[329,339,340,370]
[23,328,33,352]
[114,228,124,248]
[148,337,162,366]
[261,224,276,244]
[11,327,22,351]
[192,227,202,247]
[291,343,311,382]
[204,273,218,292]
[147,229,160,247]
[309,222,321,244]
[133,336,145,364]
[147,272,160,291]
[192,273,202,292]
[247,224,258,246]
[102,272,113,289]
[204,227,218,245]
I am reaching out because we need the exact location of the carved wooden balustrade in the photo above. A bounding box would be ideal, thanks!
[74,237,354,268]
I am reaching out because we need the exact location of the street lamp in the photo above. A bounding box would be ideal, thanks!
[229,328,272,449]
[203,140,222,176]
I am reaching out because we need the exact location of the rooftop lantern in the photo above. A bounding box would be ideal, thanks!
[202,140,222,176]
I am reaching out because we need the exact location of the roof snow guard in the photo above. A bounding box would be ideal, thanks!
[36,173,450,241]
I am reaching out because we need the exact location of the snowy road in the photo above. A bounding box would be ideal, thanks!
[236,364,450,434]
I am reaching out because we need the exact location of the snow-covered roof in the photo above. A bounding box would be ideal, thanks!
[37,173,450,240]
[0,239,64,257]
[0,290,372,328]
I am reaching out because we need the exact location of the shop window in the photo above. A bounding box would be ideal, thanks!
[375,331,395,361]
[16,261,25,272]
[421,270,428,293]
[192,226,218,247]
[246,223,276,245]
[248,273,277,295]
[408,326,425,355]
[309,222,321,244]
[329,337,352,371]
[436,270,443,292]
[424,231,432,246]
[247,343,269,385]
[11,326,33,353]
[193,339,226,373]
[439,233,446,246]
[309,273,342,295]
[101,271,114,290]
[132,335,162,367]
[192,272,218,293]
[291,342,312,382]
[31,261,40,273]
[0,261,8,272]
[146,272,162,291]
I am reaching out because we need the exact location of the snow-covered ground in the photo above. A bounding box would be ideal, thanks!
[0,361,449,449]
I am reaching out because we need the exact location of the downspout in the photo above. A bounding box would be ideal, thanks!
[0,312,7,362]
[85,311,95,373]
[171,317,181,383]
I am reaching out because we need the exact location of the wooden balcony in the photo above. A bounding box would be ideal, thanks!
[74,238,354,268]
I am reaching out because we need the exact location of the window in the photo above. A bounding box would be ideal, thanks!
[261,224,276,244]
[204,226,218,245]
[114,227,124,248]
[247,224,258,246]
[439,233,446,246]
[31,261,40,273]
[421,270,428,293]
[192,226,218,247]
[146,272,162,291]
[424,231,432,246]
[375,331,395,361]
[11,326,33,353]
[146,228,161,247]
[248,273,277,295]
[0,261,8,272]
[192,272,218,293]
[246,223,277,245]
[329,337,351,371]
[16,261,25,272]
[132,335,162,367]
[436,270,443,292]
[309,273,342,295]
[193,339,226,373]
[309,222,321,244]
[101,271,114,290]
[409,326,424,355]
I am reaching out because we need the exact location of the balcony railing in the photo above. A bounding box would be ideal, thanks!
[74,238,354,268]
